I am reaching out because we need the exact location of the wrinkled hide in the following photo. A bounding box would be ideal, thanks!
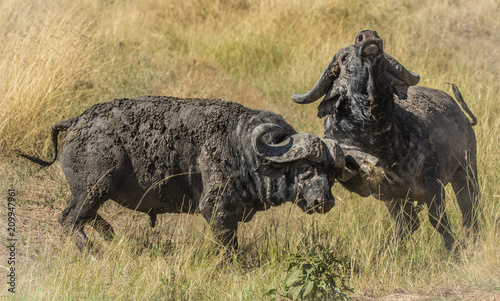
[292,30,479,252]
[20,97,340,253]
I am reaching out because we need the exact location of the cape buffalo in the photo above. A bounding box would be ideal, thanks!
[292,30,479,252]
[20,97,344,252]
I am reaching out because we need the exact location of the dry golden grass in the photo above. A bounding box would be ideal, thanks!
[0,0,499,300]
[0,0,97,156]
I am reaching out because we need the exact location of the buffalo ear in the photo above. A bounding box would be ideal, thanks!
[255,163,287,179]
[386,74,409,100]
[392,82,409,100]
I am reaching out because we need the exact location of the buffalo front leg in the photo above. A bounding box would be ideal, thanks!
[199,171,240,252]
[209,209,239,252]
[200,199,240,252]
[384,200,421,246]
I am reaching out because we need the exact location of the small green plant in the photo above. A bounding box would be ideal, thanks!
[266,245,352,300]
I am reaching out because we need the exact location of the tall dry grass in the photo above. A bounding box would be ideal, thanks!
[0,0,499,300]
[0,0,97,156]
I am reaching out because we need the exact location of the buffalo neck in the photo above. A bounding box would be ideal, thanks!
[333,58,404,160]
[232,115,298,209]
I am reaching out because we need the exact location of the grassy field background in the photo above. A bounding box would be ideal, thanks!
[0,0,499,299]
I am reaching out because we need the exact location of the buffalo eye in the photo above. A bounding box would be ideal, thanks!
[299,165,313,178]
[341,53,349,63]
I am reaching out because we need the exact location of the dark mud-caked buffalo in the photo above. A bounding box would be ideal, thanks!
[292,30,479,252]
[20,97,345,252]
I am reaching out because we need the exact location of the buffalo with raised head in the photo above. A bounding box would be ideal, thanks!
[20,97,344,252]
[292,30,479,252]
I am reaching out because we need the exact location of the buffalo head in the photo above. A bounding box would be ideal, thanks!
[251,123,344,214]
[291,30,420,118]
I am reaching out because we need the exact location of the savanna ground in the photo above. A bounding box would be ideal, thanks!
[0,0,499,300]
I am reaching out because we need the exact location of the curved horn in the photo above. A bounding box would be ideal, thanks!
[252,123,286,158]
[321,139,345,170]
[292,54,340,104]
[383,53,420,86]
[252,124,327,163]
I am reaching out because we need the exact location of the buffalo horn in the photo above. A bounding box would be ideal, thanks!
[321,138,345,170]
[252,123,326,163]
[383,53,420,86]
[291,54,340,104]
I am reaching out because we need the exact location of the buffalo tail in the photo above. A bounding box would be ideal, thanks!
[17,120,72,167]
[449,83,477,126]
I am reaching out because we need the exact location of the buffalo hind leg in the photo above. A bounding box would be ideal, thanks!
[91,214,115,241]
[451,167,480,241]
[74,228,91,253]
[384,200,421,247]
[59,193,107,253]
[427,191,456,253]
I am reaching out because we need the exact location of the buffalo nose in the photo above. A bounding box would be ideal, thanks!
[315,198,335,213]
[355,30,383,57]
[364,44,380,56]
[355,30,381,45]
